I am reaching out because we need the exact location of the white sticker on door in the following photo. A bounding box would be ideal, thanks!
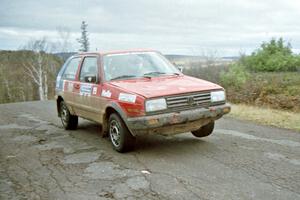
[67,82,74,92]
[80,84,92,96]
[101,89,112,98]
[92,87,97,95]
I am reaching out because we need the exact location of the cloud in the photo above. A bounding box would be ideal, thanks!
[1,0,300,55]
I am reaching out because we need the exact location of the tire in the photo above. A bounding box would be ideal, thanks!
[60,101,78,130]
[108,113,136,152]
[191,121,214,138]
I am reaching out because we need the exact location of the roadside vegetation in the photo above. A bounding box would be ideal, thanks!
[221,38,300,112]
[185,38,300,112]
[0,49,62,103]
[0,21,88,104]
[184,38,300,131]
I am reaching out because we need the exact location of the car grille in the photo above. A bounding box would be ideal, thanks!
[166,91,212,111]
[146,90,226,115]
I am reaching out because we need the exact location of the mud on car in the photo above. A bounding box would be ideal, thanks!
[55,50,230,152]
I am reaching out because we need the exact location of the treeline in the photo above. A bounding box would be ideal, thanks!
[0,50,63,103]
[185,38,300,112]
[0,21,90,104]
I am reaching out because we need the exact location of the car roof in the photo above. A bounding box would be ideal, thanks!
[77,49,158,56]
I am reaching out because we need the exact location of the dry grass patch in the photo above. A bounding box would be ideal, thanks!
[229,103,300,132]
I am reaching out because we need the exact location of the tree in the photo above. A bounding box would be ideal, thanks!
[243,38,300,72]
[0,55,12,102]
[77,21,90,52]
[0,51,36,103]
[22,38,62,101]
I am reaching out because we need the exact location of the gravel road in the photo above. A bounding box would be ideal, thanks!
[0,101,299,200]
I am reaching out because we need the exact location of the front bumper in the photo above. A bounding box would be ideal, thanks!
[126,104,231,136]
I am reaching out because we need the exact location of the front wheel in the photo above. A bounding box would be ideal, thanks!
[109,113,136,152]
[191,121,214,138]
[60,101,78,130]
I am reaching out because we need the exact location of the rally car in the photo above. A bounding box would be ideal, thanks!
[55,50,230,152]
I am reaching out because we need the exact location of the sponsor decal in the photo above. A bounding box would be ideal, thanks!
[80,84,92,96]
[118,93,136,103]
[67,82,73,92]
[92,87,98,95]
[101,89,112,98]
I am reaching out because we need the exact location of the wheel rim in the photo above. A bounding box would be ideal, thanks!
[61,104,68,126]
[110,120,121,147]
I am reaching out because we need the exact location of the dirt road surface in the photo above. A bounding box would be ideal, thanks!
[0,101,299,200]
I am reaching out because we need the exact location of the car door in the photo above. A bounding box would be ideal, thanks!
[60,56,82,112]
[73,55,102,121]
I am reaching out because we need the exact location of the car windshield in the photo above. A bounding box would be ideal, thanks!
[103,52,180,81]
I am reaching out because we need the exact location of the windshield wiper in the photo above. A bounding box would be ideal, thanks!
[110,75,137,81]
[172,72,180,76]
[143,71,166,78]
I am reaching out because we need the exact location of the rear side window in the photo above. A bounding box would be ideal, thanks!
[62,57,81,80]
[79,57,98,82]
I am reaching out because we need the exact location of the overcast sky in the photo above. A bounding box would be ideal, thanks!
[1,0,300,56]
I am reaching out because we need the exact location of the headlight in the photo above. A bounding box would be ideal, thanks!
[211,91,225,102]
[145,98,167,112]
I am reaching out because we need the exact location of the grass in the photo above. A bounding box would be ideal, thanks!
[228,103,300,132]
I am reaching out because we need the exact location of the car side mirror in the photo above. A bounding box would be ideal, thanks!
[84,74,97,83]
[177,66,184,72]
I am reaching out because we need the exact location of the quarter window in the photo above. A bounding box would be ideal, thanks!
[79,57,98,82]
[62,57,81,80]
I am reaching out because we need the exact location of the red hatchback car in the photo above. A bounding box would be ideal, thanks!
[55,50,230,152]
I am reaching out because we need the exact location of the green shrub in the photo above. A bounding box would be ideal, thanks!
[220,63,249,89]
[224,72,300,112]
[243,38,300,72]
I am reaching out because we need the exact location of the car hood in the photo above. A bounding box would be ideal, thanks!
[109,75,223,98]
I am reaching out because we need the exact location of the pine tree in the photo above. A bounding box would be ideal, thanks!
[77,21,89,52]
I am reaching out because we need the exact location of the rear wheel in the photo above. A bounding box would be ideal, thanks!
[109,113,136,152]
[191,121,214,137]
[60,101,78,130]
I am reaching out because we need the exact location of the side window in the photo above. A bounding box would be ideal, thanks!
[62,57,81,80]
[79,57,98,82]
